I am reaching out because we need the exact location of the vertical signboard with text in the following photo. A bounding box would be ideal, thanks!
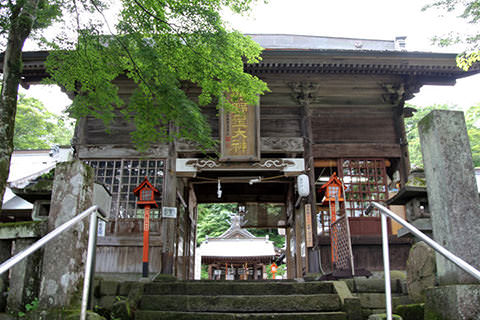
[220,98,260,161]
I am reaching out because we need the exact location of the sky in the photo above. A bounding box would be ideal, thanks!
[21,0,480,114]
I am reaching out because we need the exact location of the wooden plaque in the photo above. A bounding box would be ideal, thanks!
[220,99,260,161]
[305,204,314,248]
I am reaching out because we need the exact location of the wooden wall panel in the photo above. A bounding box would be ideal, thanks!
[312,107,397,144]
[83,116,136,145]
[95,245,162,273]
[317,235,412,272]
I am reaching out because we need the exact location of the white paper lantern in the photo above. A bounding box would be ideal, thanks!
[297,174,310,197]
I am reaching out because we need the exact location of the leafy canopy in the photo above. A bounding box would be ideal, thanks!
[196,203,285,248]
[405,103,480,168]
[13,94,74,150]
[424,0,480,70]
[44,0,269,151]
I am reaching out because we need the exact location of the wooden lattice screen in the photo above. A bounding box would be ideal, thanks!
[339,159,388,217]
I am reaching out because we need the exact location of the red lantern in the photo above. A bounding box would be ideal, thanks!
[318,173,346,268]
[319,172,345,204]
[133,177,159,277]
[133,177,160,207]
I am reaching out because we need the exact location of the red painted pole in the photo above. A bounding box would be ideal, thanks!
[142,205,150,277]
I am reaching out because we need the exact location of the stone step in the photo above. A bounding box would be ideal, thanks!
[143,281,335,296]
[135,311,348,320]
[139,294,342,313]
[357,292,412,309]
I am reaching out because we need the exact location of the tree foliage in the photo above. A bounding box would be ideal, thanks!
[0,0,267,213]
[196,203,235,245]
[196,203,285,248]
[14,94,73,149]
[424,0,480,70]
[0,0,64,212]
[405,103,480,168]
[44,0,268,151]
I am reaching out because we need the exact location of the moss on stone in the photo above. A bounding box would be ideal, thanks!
[152,273,177,282]
[388,271,406,281]
[0,221,42,228]
[394,303,424,320]
[418,112,434,134]
[368,314,403,320]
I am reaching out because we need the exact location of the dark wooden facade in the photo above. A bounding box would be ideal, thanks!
[8,35,480,279]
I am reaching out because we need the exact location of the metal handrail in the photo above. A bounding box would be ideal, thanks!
[0,205,106,320]
[366,202,480,320]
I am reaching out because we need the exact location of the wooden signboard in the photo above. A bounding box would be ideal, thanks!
[305,203,314,248]
[220,99,260,161]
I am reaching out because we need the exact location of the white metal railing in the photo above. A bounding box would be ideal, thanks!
[0,205,106,320]
[365,202,480,320]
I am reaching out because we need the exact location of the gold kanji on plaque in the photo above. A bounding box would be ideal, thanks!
[220,98,259,161]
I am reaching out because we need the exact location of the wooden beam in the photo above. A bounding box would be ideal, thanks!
[314,159,391,167]
[312,143,401,158]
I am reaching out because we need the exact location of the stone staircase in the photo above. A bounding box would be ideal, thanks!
[95,279,358,320]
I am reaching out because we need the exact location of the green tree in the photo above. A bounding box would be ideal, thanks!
[248,228,285,248]
[405,103,451,168]
[0,0,62,212]
[424,0,480,70]
[196,203,285,248]
[0,0,268,212]
[196,203,235,245]
[465,105,480,166]
[14,94,73,149]
[405,103,480,168]
[45,0,268,151]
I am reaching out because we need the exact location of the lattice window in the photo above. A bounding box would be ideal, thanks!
[85,159,165,219]
[317,208,331,235]
[339,159,388,217]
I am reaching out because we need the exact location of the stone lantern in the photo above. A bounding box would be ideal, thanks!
[386,169,432,239]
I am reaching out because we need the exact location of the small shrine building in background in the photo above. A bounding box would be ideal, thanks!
[195,215,276,280]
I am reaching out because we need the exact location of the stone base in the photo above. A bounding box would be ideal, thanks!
[425,284,480,320]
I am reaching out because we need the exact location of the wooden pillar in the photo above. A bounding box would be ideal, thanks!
[286,183,296,279]
[161,123,177,275]
[262,264,266,279]
[290,82,320,275]
[393,104,410,187]
[208,265,213,280]
[295,203,305,278]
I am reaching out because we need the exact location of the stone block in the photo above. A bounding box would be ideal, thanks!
[419,110,480,285]
[368,314,402,320]
[394,303,424,320]
[38,161,95,309]
[343,297,362,320]
[406,241,436,303]
[424,284,480,320]
[357,293,387,309]
[98,296,117,311]
[353,279,402,293]
[0,221,47,239]
[99,281,119,296]
[7,238,42,312]
[0,240,11,312]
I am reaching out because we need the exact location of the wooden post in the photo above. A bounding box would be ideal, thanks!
[161,122,177,274]
[208,265,213,280]
[286,183,296,279]
[393,105,410,187]
[290,82,320,275]
[294,203,305,278]
[142,205,151,277]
